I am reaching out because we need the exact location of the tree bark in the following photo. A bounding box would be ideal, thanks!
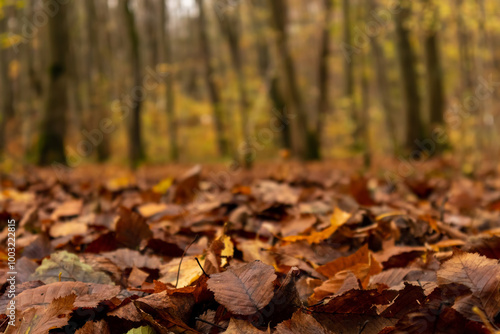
[86,0,111,161]
[268,0,320,160]
[423,0,445,130]
[394,0,425,151]
[249,0,290,150]
[121,0,145,168]
[0,7,14,157]
[215,4,252,168]
[342,0,359,145]
[38,1,70,165]
[195,0,229,157]
[159,0,179,162]
[367,0,399,154]
[456,0,474,93]
[316,0,333,150]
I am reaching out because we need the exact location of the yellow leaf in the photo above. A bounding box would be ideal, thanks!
[282,208,351,244]
[220,235,234,266]
[152,177,173,194]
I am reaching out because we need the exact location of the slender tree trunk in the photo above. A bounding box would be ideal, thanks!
[38,1,70,165]
[86,0,110,161]
[456,0,474,93]
[268,0,320,160]
[360,49,371,168]
[316,0,333,153]
[121,0,145,168]
[367,0,399,154]
[215,4,252,168]
[159,0,179,162]
[195,0,229,157]
[423,0,445,131]
[394,0,425,152]
[342,0,359,146]
[250,0,290,150]
[0,11,13,157]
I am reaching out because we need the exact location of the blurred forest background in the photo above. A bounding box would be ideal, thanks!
[0,0,499,171]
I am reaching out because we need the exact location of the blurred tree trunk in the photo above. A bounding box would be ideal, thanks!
[159,0,179,162]
[367,0,399,155]
[316,0,333,152]
[38,1,70,165]
[394,1,425,152]
[342,0,359,146]
[121,0,145,168]
[424,0,445,132]
[195,0,229,157]
[86,0,110,161]
[268,0,320,160]
[215,5,252,168]
[357,5,371,167]
[456,0,474,93]
[250,0,290,150]
[360,49,371,168]
[0,10,14,157]
[142,0,159,69]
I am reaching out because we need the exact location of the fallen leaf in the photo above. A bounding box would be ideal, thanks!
[316,244,382,287]
[208,261,277,315]
[128,266,149,287]
[14,281,120,311]
[30,251,114,284]
[224,318,268,333]
[159,256,204,288]
[115,207,153,249]
[437,251,500,321]
[275,310,332,334]
[50,199,83,220]
[282,208,351,244]
[6,294,76,334]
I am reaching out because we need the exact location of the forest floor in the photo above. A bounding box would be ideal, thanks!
[1,160,500,333]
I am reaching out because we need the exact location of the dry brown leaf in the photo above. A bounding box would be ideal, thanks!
[275,310,332,334]
[437,251,500,321]
[316,244,382,287]
[115,207,153,249]
[169,165,201,204]
[137,202,169,218]
[128,266,149,287]
[50,220,88,237]
[223,318,268,333]
[311,271,360,303]
[50,199,83,220]
[6,294,76,334]
[102,248,162,270]
[14,281,120,311]
[75,320,111,334]
[207,261,277,315]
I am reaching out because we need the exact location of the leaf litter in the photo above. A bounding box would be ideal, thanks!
[1,164,500,333]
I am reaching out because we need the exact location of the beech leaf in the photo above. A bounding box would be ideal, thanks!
[207,260,277,315]
[437,251,500,320]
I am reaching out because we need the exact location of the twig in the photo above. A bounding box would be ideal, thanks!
[195,257,209,277]
[358,320,369,334]
[175,234,199,288]
[439,196,448,222]
[195,317,227,330]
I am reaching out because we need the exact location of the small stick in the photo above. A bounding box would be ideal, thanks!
[194,317,227,331]
[175,234,199,288]
[358,320,369,334]
[439,196,448,222]
[195,257,209,277]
